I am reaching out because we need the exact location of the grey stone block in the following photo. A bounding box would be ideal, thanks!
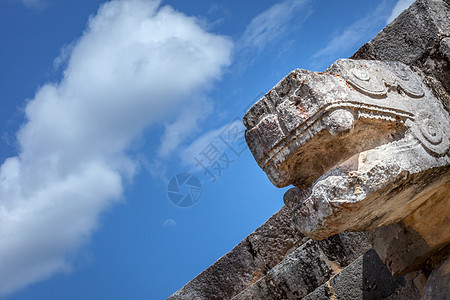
[352,0,450,64]
[231,278,278,300]
[330,249,405,300]
[317,231,372,269]
[266,240,333,299]
[302,283,333,300]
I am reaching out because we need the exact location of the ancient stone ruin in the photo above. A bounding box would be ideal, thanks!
[169,0,449,299]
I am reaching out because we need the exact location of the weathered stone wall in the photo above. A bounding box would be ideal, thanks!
[169,208,375,299]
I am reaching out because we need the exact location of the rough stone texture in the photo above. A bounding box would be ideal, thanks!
[371,223,444,276]
[401,181,450,248]
[384,279,421,300]
[169,206,373,300]
[316,231,371,269]
[348,0,450,295]
[301,283,334,300]
[351,0,450,113]
[244,58,450,239]
[244,59,449,189]
[233,234,376,299]
[168,206,307,300]
[245,206,309,270]
[265,240,333,299]
[231,278,278,300]
[371,192,450,277]
[440,37,450,61]
[234,240,334,300]
[303,249,407,300]
[330,249,405,300]
[422,256,450,299]
[168,239,258,300]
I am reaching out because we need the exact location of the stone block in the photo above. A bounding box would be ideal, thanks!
[231,278,278,300]
[330,249,405,300]
[302,282,334,300]
[317,231,372,269]
[265,240,333,299]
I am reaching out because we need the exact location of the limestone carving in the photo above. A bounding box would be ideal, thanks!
[243,59,450,239]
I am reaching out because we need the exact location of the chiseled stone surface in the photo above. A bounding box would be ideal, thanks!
[384,280,421,300]
[303,249,407,300]
[371,194,450,277]
[244,58,450,239]
[301,283,333,300]
[352,0,450,65]
[245,206,309,270]
[231,278,278,300]
[371,223,441,276]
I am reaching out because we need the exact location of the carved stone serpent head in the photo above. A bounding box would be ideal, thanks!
[243,59,450,239]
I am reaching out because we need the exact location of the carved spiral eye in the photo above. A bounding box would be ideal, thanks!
[420,117,443,145]
[413,110,449,156]
[347,66,387,97]
[390,64,425,98]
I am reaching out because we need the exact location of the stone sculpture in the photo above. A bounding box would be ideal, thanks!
[170,1,450,298]
[243,59,450,240]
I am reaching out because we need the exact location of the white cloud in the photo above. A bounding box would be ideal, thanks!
[312,1,391,65]
[386,0,414,24]
[239,0,311,52]
[158,98,213,158]
[0,0,232,296]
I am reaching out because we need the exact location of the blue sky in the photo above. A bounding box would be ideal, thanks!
[0,0,413,299]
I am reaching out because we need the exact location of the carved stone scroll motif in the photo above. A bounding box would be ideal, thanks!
[243,59,450,240]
